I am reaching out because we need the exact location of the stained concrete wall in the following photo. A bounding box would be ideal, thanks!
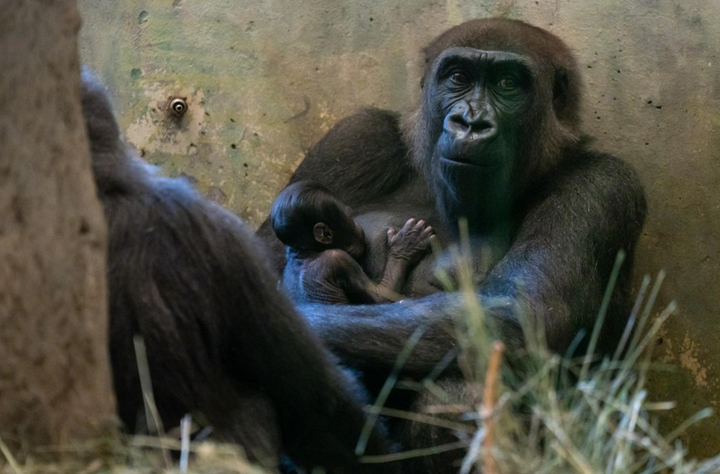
[78,0,720,457]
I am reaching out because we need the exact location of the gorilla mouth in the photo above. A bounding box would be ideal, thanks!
[438,133,500,167]
[440,155,500,168]
[440,156,475,166]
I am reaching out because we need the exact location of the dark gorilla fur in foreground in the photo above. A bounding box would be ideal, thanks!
[258,18,648,472]
[80,69,397,474]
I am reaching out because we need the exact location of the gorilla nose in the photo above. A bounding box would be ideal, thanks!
[443,112,496,141]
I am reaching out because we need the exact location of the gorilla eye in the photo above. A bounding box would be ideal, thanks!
[497,77,518,91]
[450,72,471,85]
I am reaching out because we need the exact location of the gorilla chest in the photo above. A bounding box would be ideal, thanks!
[354,208,445,297]
[354,208,510,297]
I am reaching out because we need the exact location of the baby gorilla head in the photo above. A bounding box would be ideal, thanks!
[271,180,366,259]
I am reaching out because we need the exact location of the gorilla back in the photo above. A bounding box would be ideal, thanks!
[81,69,396,473]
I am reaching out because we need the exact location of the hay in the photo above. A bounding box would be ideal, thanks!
[0,435,270,474]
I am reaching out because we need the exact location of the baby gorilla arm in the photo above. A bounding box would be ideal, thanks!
[345,218,433,303]
[379,218,434,299]
[311,250,394,304]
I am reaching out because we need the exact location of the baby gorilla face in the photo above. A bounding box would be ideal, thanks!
[328,217,367,261]
[343,222,367,261]
[312,205,367,260]
[328,199,367,261]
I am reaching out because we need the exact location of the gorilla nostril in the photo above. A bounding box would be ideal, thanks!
[474,119,494,134]
[444,112,495,139]
[445,114,472,135]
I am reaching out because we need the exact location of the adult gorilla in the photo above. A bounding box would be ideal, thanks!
[258,17,646,467]
[81,70,397,473]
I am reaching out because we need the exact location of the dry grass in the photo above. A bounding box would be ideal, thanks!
[0,434,271,474]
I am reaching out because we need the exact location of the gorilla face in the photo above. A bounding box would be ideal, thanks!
[431,48,533,168]
[418,47,536,234]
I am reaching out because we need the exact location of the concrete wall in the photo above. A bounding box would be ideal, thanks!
[78,0,720,457]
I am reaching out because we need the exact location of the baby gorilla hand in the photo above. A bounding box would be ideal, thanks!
[387,218,435,265]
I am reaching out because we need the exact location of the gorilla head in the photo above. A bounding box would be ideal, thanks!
[405,19,584,235]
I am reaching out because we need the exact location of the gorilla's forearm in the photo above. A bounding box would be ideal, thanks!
[300,294,458,375]
[300,291,524,375]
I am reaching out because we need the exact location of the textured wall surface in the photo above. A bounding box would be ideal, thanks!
[79,0,720,457]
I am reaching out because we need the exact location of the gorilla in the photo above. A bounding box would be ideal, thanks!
[80,69,398,473]
[258,18,647,471]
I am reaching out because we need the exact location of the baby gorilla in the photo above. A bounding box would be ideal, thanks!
[271,180,434,304]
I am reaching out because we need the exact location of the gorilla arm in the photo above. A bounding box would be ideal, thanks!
[300,151,647,375]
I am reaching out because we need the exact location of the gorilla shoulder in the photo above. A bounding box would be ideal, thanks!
[293,108,412,207]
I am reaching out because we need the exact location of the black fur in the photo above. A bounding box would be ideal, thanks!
[270,180,358,251]
[257,18,647,473]
[81,68,397,474]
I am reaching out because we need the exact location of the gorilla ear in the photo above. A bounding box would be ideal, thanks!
[552,67,570,116]
[313,223,333,245]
